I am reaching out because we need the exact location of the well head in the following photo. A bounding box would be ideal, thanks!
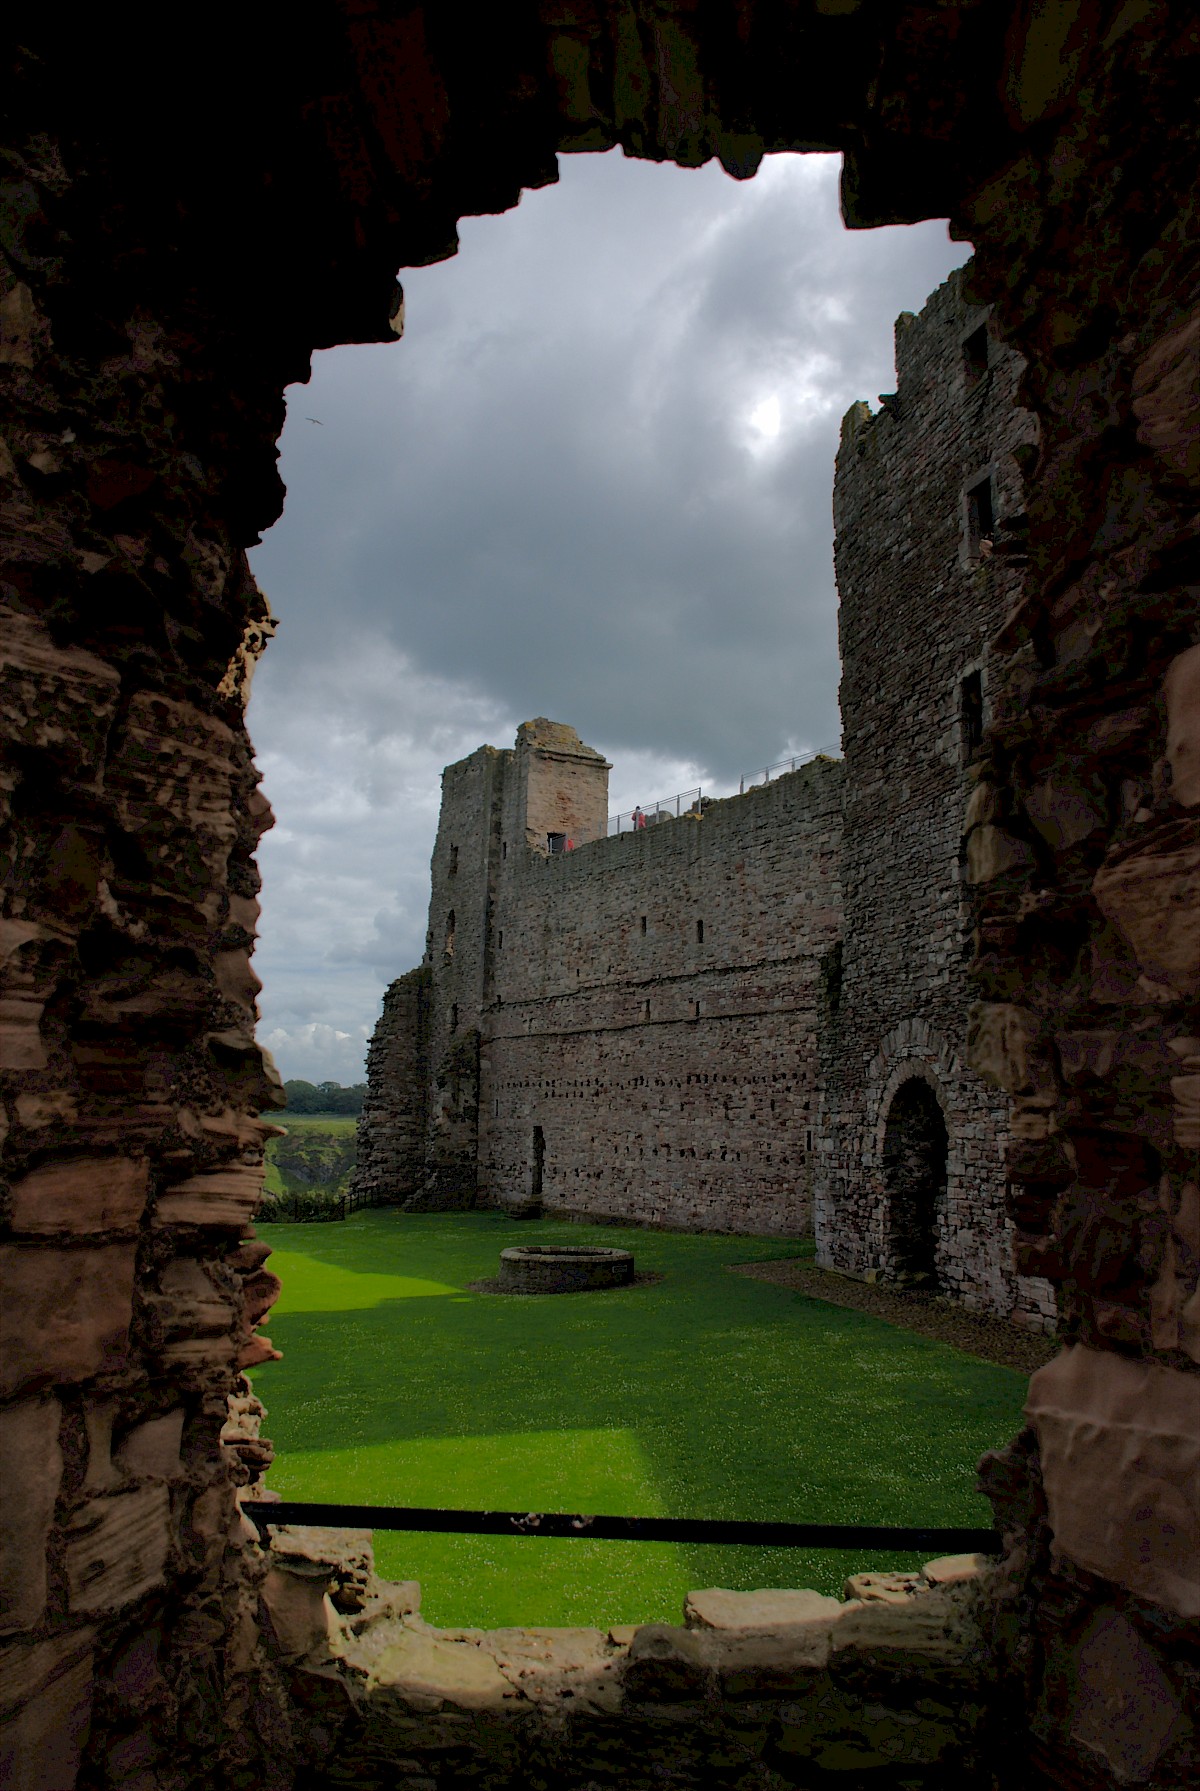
[497,1244,635,1294]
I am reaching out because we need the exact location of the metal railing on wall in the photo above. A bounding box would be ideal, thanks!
[735,744,840,794]
[609,788,702,835]
[607,746,840,834]
[242,1498,1002,1554]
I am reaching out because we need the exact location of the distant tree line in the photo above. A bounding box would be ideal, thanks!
[282,1079,367,1115]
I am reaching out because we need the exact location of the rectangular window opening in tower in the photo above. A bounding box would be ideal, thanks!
[962,322,989,387]
[961,670,984,760]
[965,475,994,558]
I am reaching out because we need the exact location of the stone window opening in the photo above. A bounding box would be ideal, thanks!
[643,999,650,1019]
[444,909,455,960]
[449,843,459,875]
[502,840,507,859]
[547,831,567,854]
[531,1125,545,1203]
[807,1128,813,1152]
[450,1002,459,1032]
[497,929,503,949]
[882,1078,948,1291]
[962,322,989,387]
[640,914,647,934]
[696,918,704,944]
[961,669,984,761]
[693,999,701,1018]
[965,474,995,559]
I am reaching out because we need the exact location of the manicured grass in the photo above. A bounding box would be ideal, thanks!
[253,1210,1025,1630]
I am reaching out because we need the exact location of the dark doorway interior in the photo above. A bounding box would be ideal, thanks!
[882,1079,947,1289]
[531,1125,545,1204]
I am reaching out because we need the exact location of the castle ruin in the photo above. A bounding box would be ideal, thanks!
[817,268,1054,1329]
[2,8,1196,1788]
[356,268,1057,1332]
[355,722,842,1233]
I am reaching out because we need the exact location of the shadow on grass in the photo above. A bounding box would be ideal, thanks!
[253,1211,1022,1623]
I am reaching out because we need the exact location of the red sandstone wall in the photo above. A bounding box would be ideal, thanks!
[515,718,610,851]
[0,272,288,1785]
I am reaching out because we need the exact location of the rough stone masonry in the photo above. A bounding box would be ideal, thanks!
[817,267,1055,1332]
[356,269,1055,1332]
[1,7,1197,1789]
[355,718,843,1238]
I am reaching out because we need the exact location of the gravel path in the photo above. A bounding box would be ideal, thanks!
[729,1259,1058,1374]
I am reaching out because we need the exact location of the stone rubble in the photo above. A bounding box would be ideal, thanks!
[264,1526,1002,1788]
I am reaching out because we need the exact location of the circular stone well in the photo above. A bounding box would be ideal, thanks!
[497,1244,635,1295]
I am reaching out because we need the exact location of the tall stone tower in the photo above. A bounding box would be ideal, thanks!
[511,717,610,853]
[816,268,1053,1329]
[352,722,610,1209]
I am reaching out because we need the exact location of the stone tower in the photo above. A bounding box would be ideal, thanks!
[816,268,1053,1330]
[352,722,611,1209]
[511,717,610,853]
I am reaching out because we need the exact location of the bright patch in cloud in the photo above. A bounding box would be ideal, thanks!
[748,393,782,439]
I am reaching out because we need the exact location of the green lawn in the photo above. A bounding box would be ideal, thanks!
[253,1210,1025,1630]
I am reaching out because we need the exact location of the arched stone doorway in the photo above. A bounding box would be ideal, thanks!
[882,1077,947,1290]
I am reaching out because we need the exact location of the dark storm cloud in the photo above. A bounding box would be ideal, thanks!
[248,150,970,1080]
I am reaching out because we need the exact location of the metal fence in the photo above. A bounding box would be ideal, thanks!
[607,746,840,833]
[735,744,839,794]
[608,788,702,834]
[243,1498,1002,1555]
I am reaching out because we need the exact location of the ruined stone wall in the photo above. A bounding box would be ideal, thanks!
[412,746,509,1209]
[514,717,610,850]
[257,1528,1025,1791]
[817,270,1053,1330]
[479,758,842,1233]
[952,12,1200,1772]
[350,967,429,1209]
[0,130,293,1789]
[360,741,842,1236]
[4,7,1198,1789]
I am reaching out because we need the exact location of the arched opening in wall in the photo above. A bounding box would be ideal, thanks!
[882,1078,947,1290]
[244,146,979,1632]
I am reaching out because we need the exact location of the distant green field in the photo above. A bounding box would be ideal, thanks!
[261,1114,358,1213]
[252,1211,1024,1631]
[271,1112,359,1133]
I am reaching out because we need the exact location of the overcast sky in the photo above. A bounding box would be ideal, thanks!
[247,149,970,1086]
